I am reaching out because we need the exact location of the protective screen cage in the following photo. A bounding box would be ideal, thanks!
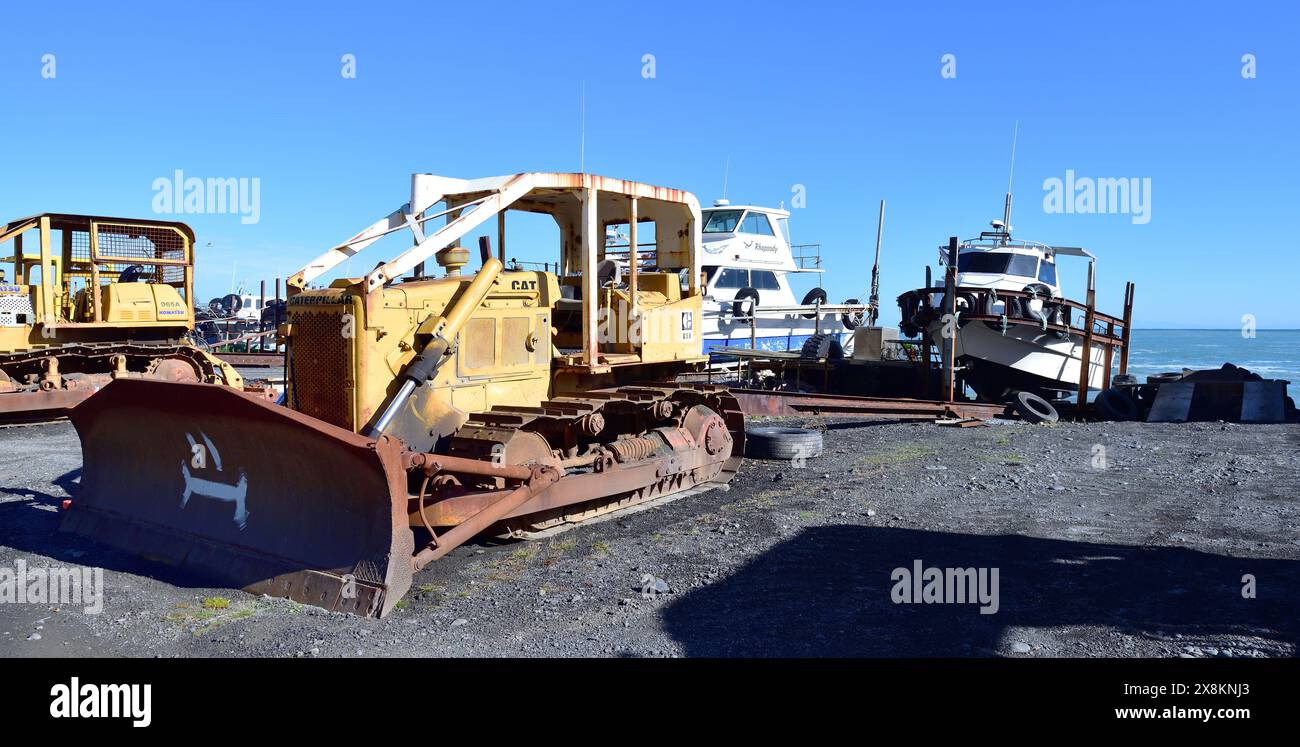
[68,222,190,285]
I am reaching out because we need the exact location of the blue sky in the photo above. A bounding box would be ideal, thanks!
[2,0,1296,327]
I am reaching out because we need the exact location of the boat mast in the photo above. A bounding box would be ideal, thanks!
[1001,121,1019,245]
[868,199,884,326]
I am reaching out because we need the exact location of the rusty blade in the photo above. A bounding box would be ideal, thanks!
[63,379,413,617]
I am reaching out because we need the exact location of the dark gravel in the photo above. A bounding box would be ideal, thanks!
[1,417,1297,658]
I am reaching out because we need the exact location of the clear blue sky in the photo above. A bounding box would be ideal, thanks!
[2,0,1296,327]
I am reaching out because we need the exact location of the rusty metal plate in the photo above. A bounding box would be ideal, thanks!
[63,379,413,617]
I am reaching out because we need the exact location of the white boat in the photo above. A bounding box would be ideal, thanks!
[695,200,865,356]
[203,285,274,322]
[897,216,1113,402]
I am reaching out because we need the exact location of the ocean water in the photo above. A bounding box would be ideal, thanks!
[1125,329,1300,384]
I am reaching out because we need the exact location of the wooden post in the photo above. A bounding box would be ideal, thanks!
[942,236,958,402]
[1102,320,1114,389]
[1076,261,1097,408]
[1119,282,1134,375]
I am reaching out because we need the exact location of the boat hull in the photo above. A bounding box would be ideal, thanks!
[928,319,1108,396]
[700,309,851,355]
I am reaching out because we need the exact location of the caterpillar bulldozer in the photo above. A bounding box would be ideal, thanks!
[62,173,745,617]
[0,214,241,421]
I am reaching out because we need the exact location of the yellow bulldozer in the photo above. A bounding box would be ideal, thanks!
[63,173,746,617]
[0,213,241,420]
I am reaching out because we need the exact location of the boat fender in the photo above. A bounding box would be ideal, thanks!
[1047,303,1069,340]
[983,292,999,315]
[1021,284,1052,331]
[800,288,827,319]
[1006,296,1025,321]
[958,293,981,317]
[841,298,865,329]
[732,287,760,322]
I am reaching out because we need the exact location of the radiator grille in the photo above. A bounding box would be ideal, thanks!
[290,307,355,430]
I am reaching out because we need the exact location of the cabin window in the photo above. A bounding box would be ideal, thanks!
[702,210,742,233]
[957,251,1038,279]
[750,270,780,290]
[740,212,775,236]
[1038,261,1057,285]
[713,268,750,289]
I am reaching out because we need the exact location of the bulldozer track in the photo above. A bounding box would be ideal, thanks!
[441,383,745,536]
[0,340,222,383]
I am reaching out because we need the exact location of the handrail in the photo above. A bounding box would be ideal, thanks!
[912,285,1126,327]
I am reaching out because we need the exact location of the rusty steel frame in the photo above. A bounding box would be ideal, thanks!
[213,351,284,367]
[0,387,96,416]
[731,388,1009,421]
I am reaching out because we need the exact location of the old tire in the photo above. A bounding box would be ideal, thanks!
[799,287,828,318]
[732,287,760,321]
[744,427,824,460]
[841,298,865,329]
[1012,391,1059,424]
[1095,387,1139,421]
[799,333,844,360]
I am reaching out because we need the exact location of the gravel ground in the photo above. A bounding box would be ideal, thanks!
[1,417,1297,658]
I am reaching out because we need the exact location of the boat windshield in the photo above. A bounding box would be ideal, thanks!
[957,251,1038,278]
[703,210,743,233]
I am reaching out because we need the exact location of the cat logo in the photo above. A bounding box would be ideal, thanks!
[180,432,249,530]
[681,310,694,341]
[510,279,537,291]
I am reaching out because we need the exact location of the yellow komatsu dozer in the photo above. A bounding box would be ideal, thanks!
[63,173,745,617]
[0,214,241,421]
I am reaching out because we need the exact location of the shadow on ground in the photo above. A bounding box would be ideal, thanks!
[661,525,1300,656]
[0,467,221,589]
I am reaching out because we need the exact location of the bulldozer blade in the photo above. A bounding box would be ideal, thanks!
[62,379,414,617]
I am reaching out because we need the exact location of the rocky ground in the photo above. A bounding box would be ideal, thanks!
[1,416,1297,658]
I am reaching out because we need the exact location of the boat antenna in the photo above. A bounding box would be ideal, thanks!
[579,81,586,173]
[721,154,731,201]
[868,199,884,327]
[1002,120,1019,240]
